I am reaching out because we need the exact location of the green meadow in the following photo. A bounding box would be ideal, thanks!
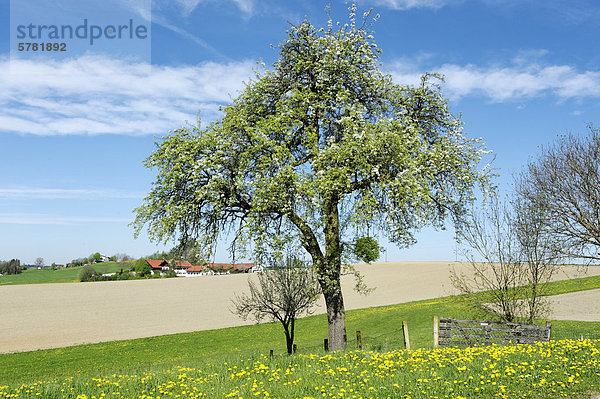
[1,274,599,399]
[2,339,598,398]
[0,261,135,285]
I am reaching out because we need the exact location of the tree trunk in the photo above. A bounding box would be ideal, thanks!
[528,281,539,324]
[322,193,348,351]
[283,321,294,355]
[323,285,347,351]
[289,318,295,355]
[289,192,348,351]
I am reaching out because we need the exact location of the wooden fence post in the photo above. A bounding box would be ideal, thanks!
[356,331,362,349]
[402,321,411,350]
[324,339,329,352]
[546,321,552,341]
[433,316,439,349]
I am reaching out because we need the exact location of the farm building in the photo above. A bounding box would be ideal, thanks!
[145,259,170,275]
[143,259,256,277]
[186,265,214,276]
[172,260,193,276]
[205,263,256,275]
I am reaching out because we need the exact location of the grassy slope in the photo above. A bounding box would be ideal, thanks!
[1,275,600,385]
[0,261,135,285]
[3,339,598,399]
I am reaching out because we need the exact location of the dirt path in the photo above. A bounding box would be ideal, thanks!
[1,262,598,354]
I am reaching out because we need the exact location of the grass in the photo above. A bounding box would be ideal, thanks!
[2,339,598,398]
[0,261,135,285]
[1,274,600,389]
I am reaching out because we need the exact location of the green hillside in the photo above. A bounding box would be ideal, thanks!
[0,261,135,285]
[1,274,599,386]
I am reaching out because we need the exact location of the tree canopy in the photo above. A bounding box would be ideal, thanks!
[134,7,490,350]
[353,237,380,263]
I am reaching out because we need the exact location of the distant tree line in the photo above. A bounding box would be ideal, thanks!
[0,259,23,275]
[145,242,205,264]
[67,252,133,267]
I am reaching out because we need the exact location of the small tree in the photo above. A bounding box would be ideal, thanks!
[0,259,22,275]
[452,195,559,322]
[68,257,87,267]
[512,193,560,322]
[134,258,152,277]
[113,253,133,261]
[79,265,99,282]
[117,268,133,280]
[232,257,320,354]
[353,237,380,263]
[168,241,206,264]
[146,251,169,260]
[34,257,44,268]
[452,197,525,321]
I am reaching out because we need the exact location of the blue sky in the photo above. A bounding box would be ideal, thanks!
[1,0,599,265]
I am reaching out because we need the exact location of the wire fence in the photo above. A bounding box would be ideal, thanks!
[550,331,600,341]
[259,327,410,357]
[275,321,600,357]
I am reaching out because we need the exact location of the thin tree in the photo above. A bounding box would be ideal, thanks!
[513,193,560,322]
[452,195,559,322]
[133,6,490,350]
[232,257,320,354]
[452,197,527,321]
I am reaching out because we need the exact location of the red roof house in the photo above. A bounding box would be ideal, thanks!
[186,265,204,273]
[173,260,193,269]
[145,259,169,270]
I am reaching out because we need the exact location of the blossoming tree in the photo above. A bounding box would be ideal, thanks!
[133,8,490,350]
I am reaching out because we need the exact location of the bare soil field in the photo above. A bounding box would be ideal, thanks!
[543,288,600,322]
[1,261,598,354]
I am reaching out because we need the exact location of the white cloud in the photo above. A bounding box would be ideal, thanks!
[232,0,254,15]
[172,0,254,16]
[5,54,598,138]
[388,60,600,102]
[0,187,143,200]
[365,0,458,10]
[0,55,256,136]
[174,0,203,14]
